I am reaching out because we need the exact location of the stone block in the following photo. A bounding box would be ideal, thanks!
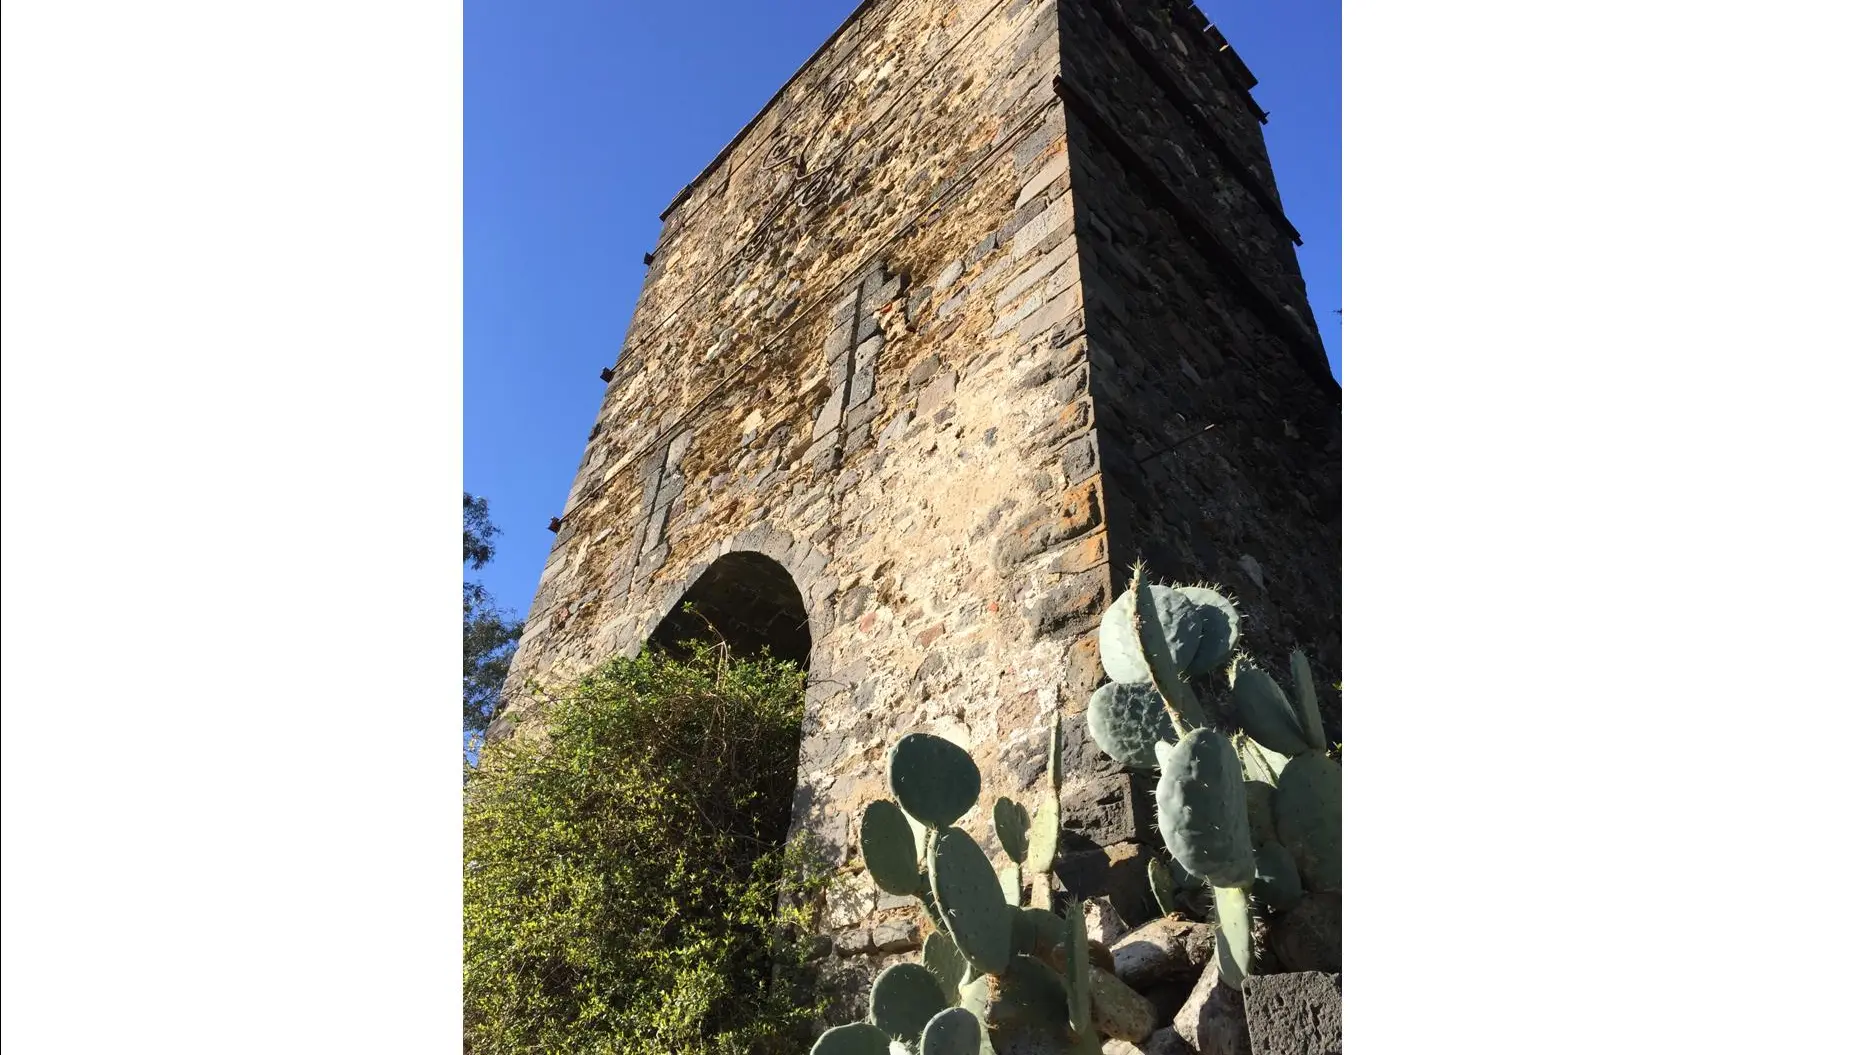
[1240,973,1342,1055]
[1110,917,1214,990]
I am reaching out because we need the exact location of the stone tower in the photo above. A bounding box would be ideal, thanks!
[499,0,1339,995]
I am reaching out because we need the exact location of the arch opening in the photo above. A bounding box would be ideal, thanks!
[647,551,812,668]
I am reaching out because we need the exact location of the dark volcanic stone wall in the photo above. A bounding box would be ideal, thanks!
[1059,0,1343,740]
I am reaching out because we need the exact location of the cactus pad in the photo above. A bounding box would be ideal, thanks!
[811,1022,892,1055]
[1098,579,1203,684]
[1253,841,1303,912]
[1148,857,1179,917]
[930,825,1013,975]
[919,1007,984,1055]
[1213,884,1256,990]
[1025,716,1062,875]
[861,799,924,897]
[889,733,981,829]
[1065,898,1095,1046]
[922,931,970,1005]
[1176,585,1241,674]
[1228,657,1313,757]
[999,864,1022,906]
[993,796,1030,864]
[870,962,949,1043]
[1274,752,1341,891]
[1234,734,1281,846]
[1020,905,1069,961]
[988,954,1070,1031]
[1087,680,1177,770]
[1157,729,1258,888]
[1290,649,1328,751]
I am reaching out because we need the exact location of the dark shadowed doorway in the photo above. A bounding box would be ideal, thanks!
[647,550,812,667]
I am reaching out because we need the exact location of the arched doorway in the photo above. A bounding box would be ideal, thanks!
[647,551,812,667]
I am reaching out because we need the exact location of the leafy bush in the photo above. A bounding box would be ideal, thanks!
[463,643,828,1055]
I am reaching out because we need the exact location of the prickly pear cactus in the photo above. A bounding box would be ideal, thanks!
[992,797,1030,865]
[1086,680,1175,770]
[811,725,1158,1054]
[1175,584,1241,674]
[930,825,1013,975]
[870,963,950,1044]
[861,800,924,897]
[1227,655,1313,756]
[1025,717,1061,881]
[1273,751,1341,892]
[922,931,971,1005]
[919,1007,985,1055]
[1157,728,1258,888]
[1081,561,1342,986]
[1147,857,1179,917]
[811,1022,893,1055]
[1098,579,1204,684]
[889,733,981,829]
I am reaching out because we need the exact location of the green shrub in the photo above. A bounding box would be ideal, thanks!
[463,643,828,1055]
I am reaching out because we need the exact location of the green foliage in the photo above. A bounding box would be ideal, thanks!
[464,582,522,733]
[463,492,522,735]
[464,492,501,570]
[463,644,827,1055]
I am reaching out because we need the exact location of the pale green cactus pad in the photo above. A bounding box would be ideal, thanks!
[1148,857,1179,917]
[861,799,924,897]
[1213,884,1256,990]
[958,973,992,1021]
[1228,656,1313,757]
[811,1022,892,1055]
[1098,581,1203,684]
[919,1007,985,1055]
[1274,751,1341,891]
[1025,717,1062,875]
[999,864,1022,906]
[889,733,981,829]
[1175,585,1241,674]
[1087,680,1177,770]
[870,962,949,1043]
[1064,898,1095,1047]
[930,825,1013,974]
[1157,729,1258,888]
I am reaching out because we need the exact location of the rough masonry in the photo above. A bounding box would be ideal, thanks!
[497,0,1341,1015]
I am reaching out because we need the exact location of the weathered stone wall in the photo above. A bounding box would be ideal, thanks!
[500,0,1140,1014]
[1058,0,1343,741]
[499,0,1341,1020]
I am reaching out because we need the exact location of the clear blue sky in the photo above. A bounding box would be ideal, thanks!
[466,0,1340,619]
